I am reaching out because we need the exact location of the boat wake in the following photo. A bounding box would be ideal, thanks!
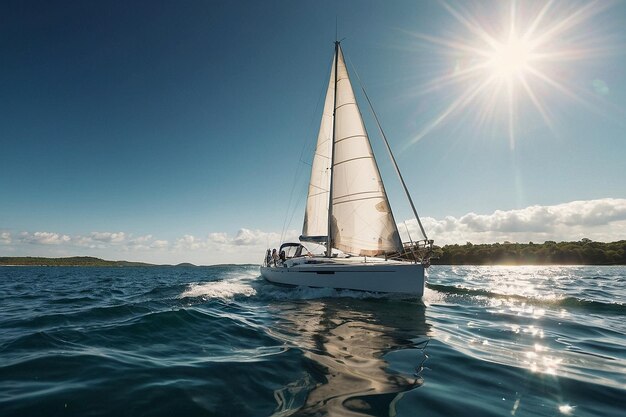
[180,280,257,300]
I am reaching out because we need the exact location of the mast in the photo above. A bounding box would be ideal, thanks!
[326,40,340,257]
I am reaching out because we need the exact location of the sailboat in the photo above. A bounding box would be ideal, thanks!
[261,41,433,295]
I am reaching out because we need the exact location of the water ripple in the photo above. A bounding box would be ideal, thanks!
[0,265,624,416]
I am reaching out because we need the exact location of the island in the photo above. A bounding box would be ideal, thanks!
[0,256,196,267]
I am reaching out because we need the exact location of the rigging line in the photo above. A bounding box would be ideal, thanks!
[347,54,429,241]
[279,50,334,244]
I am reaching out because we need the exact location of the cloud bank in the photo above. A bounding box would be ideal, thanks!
[1,198,624,264]
[0,227,298,265]
[405,198,626,245]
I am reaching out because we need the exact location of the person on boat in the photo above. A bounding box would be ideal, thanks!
[271,249,278,266]
[279,250,286,264]
[265,249,272,266]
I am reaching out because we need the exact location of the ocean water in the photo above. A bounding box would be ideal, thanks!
[0,265,624,417]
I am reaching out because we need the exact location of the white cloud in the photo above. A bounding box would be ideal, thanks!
[174,234,207,251]
[208,232,229,244]
[173,229,296,253]
[164,229,299,263]
[125,235,156,250]
[0,232,11,244]
[206,228,295,247]
[405,198,626,245]
[68,232,127,248]
[19,231,71,245]
[233,228,277,246]
[89,232,126,243]
[73,235,100,248]
[129,234,152,244]
[10,231,166,252]
[150,240,169,249]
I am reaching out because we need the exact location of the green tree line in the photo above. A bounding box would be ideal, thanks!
[429,239,626,265]
[0,256,154,267]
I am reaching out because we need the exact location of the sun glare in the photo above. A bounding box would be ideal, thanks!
[407,1,614,149]
[488,35,532,80]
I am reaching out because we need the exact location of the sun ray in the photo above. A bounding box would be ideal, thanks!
[529,1,604,49]
[408,32,492,58]
[412,61,491,96]
[518,73,555,133]
[476,84,501,129]
[507,78,515,149]
[407,74,497,147]
[509,0,517,40]
[439,1,500,51]
[526,65,618,121]
[525,66,585,105]
[531,48,610,61]
[522,0,555,42]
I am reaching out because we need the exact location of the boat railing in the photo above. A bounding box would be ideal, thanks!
[386,239,434,265]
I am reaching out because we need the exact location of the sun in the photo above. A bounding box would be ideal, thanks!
[488,35,533,81]
[406,0,613,149]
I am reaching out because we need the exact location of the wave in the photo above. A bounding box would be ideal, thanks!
[426,283,625,313]
[181,281,257,300]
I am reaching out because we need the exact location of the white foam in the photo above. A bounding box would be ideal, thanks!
[181,281,257,300]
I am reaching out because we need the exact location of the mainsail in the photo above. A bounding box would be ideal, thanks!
[302,44,402,256]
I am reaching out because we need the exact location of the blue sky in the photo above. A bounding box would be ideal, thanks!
[1,0,625,264]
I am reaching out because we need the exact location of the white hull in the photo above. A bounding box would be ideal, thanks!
[260,258,424,296]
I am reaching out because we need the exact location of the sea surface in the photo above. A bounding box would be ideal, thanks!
[0,265,624,417]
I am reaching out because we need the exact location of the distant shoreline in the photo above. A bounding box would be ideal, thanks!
[0,256,195,267]
[2,240,625,266]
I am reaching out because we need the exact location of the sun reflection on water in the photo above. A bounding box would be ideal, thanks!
[423,265,626,415]
[524,343,564,375]
[426,265,625,391]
